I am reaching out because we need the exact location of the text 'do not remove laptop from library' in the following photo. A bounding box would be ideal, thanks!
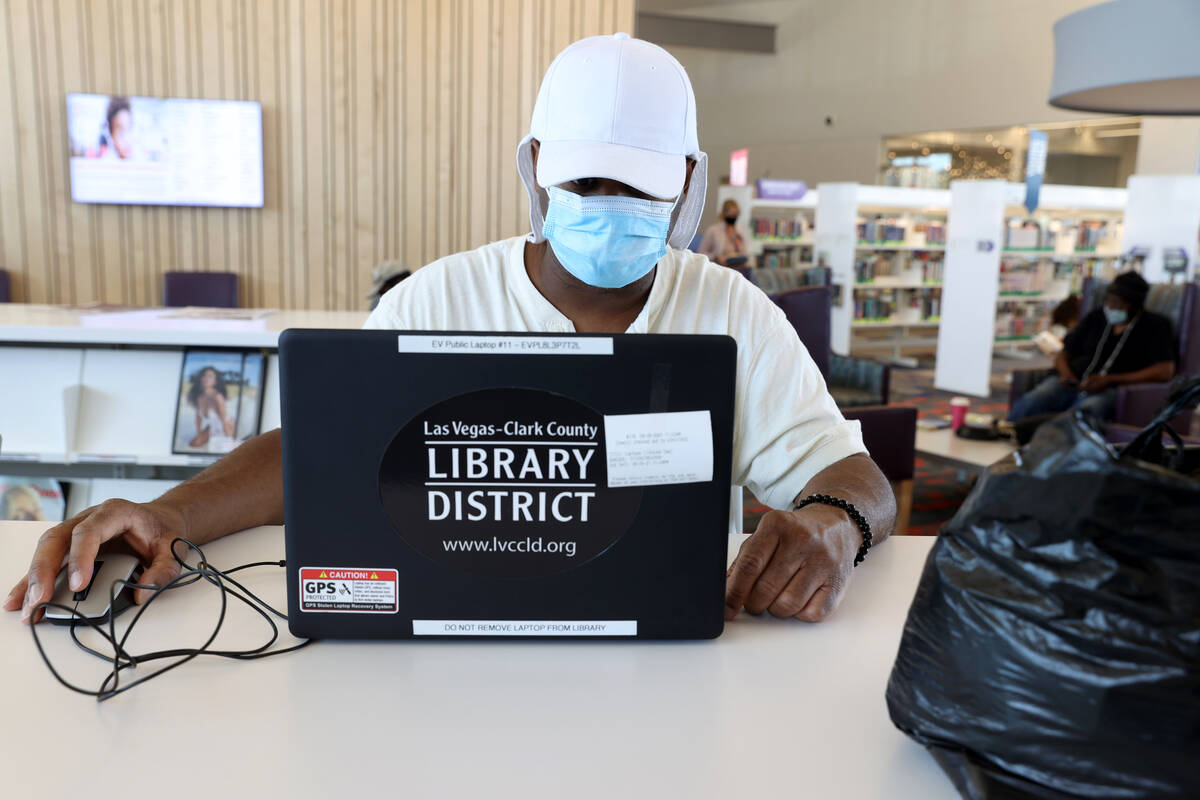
[278,330,736,640]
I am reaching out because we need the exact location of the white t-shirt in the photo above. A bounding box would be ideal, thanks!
[365,235,866,534]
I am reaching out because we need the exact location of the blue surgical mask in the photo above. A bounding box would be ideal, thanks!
[541,186,673,289]
[1104,307,1129,326]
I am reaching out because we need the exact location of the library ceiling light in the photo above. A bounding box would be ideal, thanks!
[1051,0,1200,114]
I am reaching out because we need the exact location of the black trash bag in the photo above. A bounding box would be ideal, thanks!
[886,382,1200,800]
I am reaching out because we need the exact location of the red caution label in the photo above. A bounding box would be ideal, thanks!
[299,567,398,614]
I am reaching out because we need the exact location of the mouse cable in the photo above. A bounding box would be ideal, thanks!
[30,537,313,701]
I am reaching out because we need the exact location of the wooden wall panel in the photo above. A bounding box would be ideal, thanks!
[0,0,635,310]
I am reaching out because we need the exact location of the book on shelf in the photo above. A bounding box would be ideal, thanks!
[750,216,806,240]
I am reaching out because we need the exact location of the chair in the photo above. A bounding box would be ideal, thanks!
[772,285,915,534]
[771,287,831,378]
[0,269,9,302]
[843,405,917,535]
[163,271,239,308]
[1009,278,1199,434]
[770,286,890,404]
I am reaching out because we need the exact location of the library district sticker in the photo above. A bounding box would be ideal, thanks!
[299,567,399,613]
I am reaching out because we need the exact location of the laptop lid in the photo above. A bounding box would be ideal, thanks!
[279,330,736,640]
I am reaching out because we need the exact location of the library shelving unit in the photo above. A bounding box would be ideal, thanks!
[0,304,367,512]
[934,181,1127,398]
[813,183,951,360]
[717,184,817,273]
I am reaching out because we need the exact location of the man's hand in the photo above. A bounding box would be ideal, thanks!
[1079,374,1111,394]
[2,500,186,624]
[724,504,861,623]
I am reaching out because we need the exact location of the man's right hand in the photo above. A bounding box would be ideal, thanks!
[3,500,187,624]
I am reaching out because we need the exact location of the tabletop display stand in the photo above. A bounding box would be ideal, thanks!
[0,307,364,514]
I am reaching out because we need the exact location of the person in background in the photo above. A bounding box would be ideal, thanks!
[1008,272,1175,423]
[1033,294,1080,356]
[365,261,411,310]
[698,199,749,266]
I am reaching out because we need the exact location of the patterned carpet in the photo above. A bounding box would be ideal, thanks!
[741,355,1036,536]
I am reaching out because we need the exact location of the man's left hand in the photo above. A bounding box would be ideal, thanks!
[1079,374,1111,394]
[724,505,861,623]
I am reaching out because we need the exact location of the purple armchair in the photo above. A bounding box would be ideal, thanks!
[770,286,889,405]
[1009,279,1198,434]
[0,269,9,302]
[843,405,917,534]
[163,271,240,308]
[772,286,914,533]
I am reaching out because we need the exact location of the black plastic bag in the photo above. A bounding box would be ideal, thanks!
[886,381,1200,799]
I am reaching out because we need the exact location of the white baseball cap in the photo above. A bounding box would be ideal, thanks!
[530,33,698,200]
[517,33,709,249]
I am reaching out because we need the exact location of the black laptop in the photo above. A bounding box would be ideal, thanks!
[278,330,735,640]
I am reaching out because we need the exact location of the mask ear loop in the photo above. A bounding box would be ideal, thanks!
[668,150,708,250]
[517,135,548,243]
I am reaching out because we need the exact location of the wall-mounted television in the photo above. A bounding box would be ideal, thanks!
[67,93,264,208]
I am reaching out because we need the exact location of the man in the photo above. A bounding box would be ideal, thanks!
[1008,271,1175,423]
[8,34,894,627]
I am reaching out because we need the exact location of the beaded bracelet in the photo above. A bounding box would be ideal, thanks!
[791,493,873,567]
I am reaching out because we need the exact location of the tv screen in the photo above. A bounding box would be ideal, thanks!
[67,93,264,208]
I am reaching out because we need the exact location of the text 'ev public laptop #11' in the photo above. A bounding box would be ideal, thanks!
[278,330,735,640]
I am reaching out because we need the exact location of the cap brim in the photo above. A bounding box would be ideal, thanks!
[535,140,685,200]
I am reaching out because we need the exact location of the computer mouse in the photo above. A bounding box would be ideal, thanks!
[43,554,142,626]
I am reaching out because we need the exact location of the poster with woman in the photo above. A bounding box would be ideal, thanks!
[172,351,265,455]
[0,478,65,522]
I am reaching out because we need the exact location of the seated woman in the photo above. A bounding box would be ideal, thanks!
[697,199,749,266]
[1008,272,1176,423]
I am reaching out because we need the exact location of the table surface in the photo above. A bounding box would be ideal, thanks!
[0,303,369,347]
[915,426,1017,471]
[0,522,951,799]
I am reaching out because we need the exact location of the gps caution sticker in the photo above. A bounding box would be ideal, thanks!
[299,567,399,613]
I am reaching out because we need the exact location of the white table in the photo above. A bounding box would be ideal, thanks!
[915,426,1016,473]
[0,522,951,799]
[0,303,369,347]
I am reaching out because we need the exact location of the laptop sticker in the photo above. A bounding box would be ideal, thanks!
[412,620,637,636]
[298,568,399,614]
[603,410,714,488]
[396,334,613,356]
[379,387,643,578]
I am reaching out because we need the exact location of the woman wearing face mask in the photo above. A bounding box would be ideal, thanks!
[698,199,749,266]
[1007,271,1176,423]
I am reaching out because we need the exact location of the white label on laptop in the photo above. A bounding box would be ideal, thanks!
[603,410,713,488]
[397,334,613,356]
[413,620,636,636]
[299,567,399,614]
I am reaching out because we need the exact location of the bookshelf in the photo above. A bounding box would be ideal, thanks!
[934,181,1128,397]
[717,185,817,271]
[809,183,950,360]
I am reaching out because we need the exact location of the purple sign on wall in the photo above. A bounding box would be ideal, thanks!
[755,178,808,201]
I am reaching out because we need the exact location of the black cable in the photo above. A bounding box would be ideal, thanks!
[30,538,313,701]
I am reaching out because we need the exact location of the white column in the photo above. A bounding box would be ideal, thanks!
[1122,174,1200,282]
[814,183,858,355]
[934,180,1008,398]
[1135,118,1200,175]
